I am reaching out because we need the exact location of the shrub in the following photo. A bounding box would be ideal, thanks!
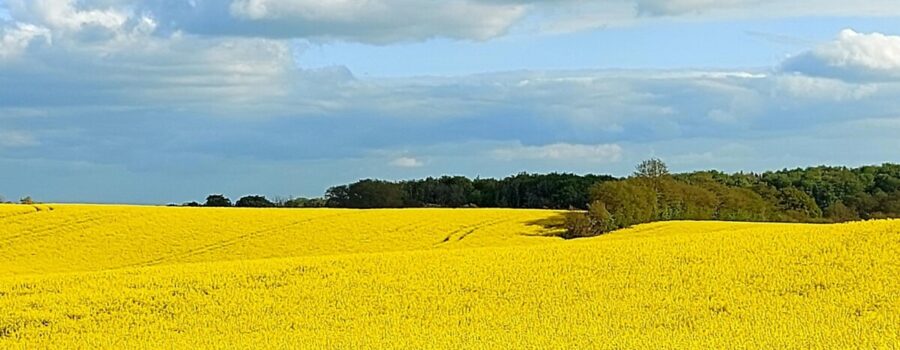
[562,212,595,239]
[561,201,618,239]
[587,201,617,233]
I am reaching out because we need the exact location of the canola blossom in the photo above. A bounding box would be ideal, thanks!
[0,204,898,348]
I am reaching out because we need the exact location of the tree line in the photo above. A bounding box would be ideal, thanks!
[324,173,614,209]
[562,159,899,238]
[0,196,34,205]
[177,194,327,208]
[177,173,611,210]
[171,160,898,237]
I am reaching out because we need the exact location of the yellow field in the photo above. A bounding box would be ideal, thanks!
[1,204,899,348]
[0,204,562,277]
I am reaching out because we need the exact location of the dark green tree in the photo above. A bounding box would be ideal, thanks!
[235,195,275,208]
[204,194,232,207]
[325,185,351,207]
[284,197,326,208]
[777,187,822,221]
[825,201,859,222]
[327,180,404,208]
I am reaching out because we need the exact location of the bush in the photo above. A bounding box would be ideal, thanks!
[587,201,617,233]
[561,201,618,239]
[562,212,595,239]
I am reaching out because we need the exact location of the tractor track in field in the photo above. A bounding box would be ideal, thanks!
[122,211,369,269]
[0,212,127,247]
[435,216,519,246]
[0,205,50,221]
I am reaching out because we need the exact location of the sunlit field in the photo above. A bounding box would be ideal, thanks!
[1,204,898,348]
[0,204,562,277]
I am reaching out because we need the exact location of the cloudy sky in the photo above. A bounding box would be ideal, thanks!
[1,0,899,204]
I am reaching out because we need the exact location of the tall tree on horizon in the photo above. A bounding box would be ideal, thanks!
[634,158,670,178]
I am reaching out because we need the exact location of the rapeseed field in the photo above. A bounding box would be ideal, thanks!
[0,204,898,348]
[0,204,561,276]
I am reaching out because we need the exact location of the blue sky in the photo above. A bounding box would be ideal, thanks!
[301,17,900,76]
[1,0,899,204]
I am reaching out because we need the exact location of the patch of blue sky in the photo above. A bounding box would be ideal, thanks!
[297,16,900,77]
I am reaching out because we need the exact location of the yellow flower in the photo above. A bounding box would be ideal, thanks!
[0,204,897,348]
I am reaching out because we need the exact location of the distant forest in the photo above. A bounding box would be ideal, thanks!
[181,161,899,233]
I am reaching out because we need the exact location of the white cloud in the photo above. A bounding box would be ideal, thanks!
[0,16,898,203]
[0,21,299,113]
[6,0,900,44]
[783,29,900,81]
[0,130,39,147]
[6,0,129,33]
[0,22,51,59]
[492,143,623,163]
[773,75,877,101]
[634,0,755,16]
[629,0,900,17]
[389,157,424,168]
[134,0,527,44]
[529,0,900,34]
[822,29,900,71]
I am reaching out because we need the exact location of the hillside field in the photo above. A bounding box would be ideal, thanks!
[1,204,899,348]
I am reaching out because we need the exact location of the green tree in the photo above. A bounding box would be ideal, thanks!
[325,185,351,207]
[590,179,657,228]
[329,180,404,208]
[587,201,617,233]
[777,187,822,221]
[825,201,859,223]
[561,201,617,239]
[634,158,670,178]
[655,178,717,220]
[713,187,770,221]
[204,194,232,207]
[562,212,594,239]
[235,195,275,208]
[284,197,326,208]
